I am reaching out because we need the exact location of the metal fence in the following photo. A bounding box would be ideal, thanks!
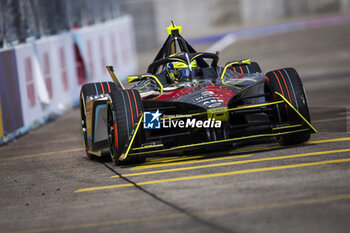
[0,0,125,48]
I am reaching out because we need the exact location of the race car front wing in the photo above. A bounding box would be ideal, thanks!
[119,92,318,161]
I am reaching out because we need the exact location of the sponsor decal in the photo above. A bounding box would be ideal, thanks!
[143,110,161,129]
[99,37,106,74]
[143,110,222,129]
[25,57,36,107]
[87,40,95,78]
[163,117,221,128]
[59,47,69,92]
[43,52,53,99]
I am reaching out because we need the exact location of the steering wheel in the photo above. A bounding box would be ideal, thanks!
[147,52,219,75]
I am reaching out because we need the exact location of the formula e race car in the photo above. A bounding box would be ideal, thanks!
[80,23,317,165]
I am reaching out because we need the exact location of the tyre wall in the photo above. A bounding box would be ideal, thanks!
[0,15,137,145]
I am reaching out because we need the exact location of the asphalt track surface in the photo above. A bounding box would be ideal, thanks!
[1,22,350,233]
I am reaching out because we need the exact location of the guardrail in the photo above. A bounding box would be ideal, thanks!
[0,15,137,145]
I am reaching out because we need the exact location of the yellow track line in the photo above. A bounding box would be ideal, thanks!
[307,137,350,144]
[141,155,203,165]
[8,193,350,233]
[1,136,349,163]
[142,145,283,166]
[150,145,282,164]
[143,137,350,166]
[76,157,350,193]
[7,213,186,233]
[198,193,350,216]
[312,116,350,123]
[0,137,81,151]
[130,146,281,170]
[0,148,84,162]
[24,137,81,148]
[131,136,350,170]
[131,153,254,171]
[112,148,350,178]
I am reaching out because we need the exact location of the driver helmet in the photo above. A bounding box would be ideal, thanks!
[167,61,197,82]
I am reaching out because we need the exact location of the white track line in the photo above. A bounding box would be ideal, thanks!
[206,33,237,52]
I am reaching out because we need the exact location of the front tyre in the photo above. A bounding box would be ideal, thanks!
[80,82,117,158]
[230,61,262,74]
[265,68,311,145]
[107,89,144,165]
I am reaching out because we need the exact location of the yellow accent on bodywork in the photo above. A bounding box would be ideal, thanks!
[128,128,310,156]
[171,61,197,69]
[207,107,228,121]
[141,74,164,94]
[173,62,188,69]
[227,100,285,112]
[127,95,317,156]
[161,101,284,121]
[169,57,187,64]
[106,66,125,89]
[128,76,139,83]
[221,58,251,80]
[132,144,164,151]
[88,150,102,157]
[119,113,144,161]
[167,23,182,35]
[191,53,203,62]
[128,96,317,156]
[127,74,164,94]
[274,92,318,134]
[272,124,302,131]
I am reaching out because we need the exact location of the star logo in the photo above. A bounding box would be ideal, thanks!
[143,110,161,129]
[151,110,162,122]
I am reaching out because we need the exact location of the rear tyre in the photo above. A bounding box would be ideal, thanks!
[231,61,262,74]
[80,82,117,158]
[107,89,144,165]
[265,68,311,145]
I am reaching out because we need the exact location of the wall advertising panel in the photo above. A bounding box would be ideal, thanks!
[73,15,137,82]
[14,44,44,128]
[0,48,24,138]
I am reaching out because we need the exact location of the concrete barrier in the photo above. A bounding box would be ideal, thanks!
[0,15,137,145]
